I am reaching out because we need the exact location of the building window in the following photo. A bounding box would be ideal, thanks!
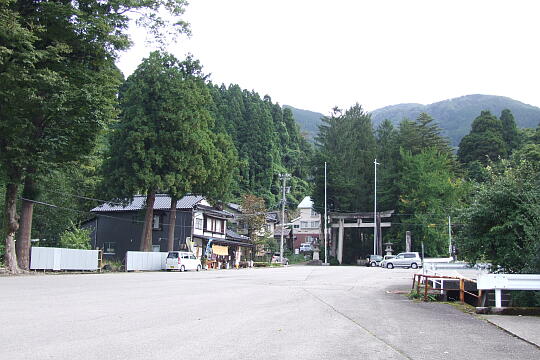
[311,209,318,216]
[311,221,320,228]
[152,215,161,230]
[205,216,225,234]
[103,242,116,255]
[195,218,203,230]
[300,221,308,229]
[293,224,300,229]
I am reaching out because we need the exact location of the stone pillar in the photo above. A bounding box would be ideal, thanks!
[406,231,411,252]
[337,219,344,264]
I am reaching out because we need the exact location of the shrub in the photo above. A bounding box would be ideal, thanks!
[59,224,91,250]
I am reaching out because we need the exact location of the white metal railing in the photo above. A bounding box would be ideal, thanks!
[126,251,168,271]
[477,274,540,308]
[30,247,99,271]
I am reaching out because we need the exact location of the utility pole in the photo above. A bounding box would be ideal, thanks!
[373,159,380,255]
[279,173,289,264]
[324,162,328,264]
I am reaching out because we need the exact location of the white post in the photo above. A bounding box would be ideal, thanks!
[448,216,452,257]
[495,289,502,308]
[279,174,288,264]
[373,159,379,255]
[324,161,328,264]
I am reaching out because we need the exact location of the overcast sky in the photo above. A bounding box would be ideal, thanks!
[116,0,540,115]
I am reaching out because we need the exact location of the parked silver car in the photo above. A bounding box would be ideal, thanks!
[378,255,395,267]
[271,252,289,265]
[382,252,422,269]
[366,254,383,267]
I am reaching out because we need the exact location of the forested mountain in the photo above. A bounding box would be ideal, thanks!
[288,95,540,147]
[283,105,325,141]
[208,85,313,208]
[371,95,540,146]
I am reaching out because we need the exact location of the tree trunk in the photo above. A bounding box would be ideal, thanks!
[4,183,21,274]
[16,199,33,270]
[17,176,37,270]
[139,190,156,252]
[167,196,177,252]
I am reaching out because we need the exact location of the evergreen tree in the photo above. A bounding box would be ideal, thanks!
[312,104,376,213]
[1,0,189,273]
[458,111,507,165]
[500,109,520,153]
[375,120,400,210]
[207,84,312,207]
[397,149,464,256]
[398,113,452,155]
[102,51,235,251]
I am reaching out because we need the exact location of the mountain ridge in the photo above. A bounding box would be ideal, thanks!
[286,94,540,146]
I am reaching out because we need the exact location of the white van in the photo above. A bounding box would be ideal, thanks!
[166,251,202,272]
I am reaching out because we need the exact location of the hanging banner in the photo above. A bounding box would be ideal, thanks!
[212,244,229,256]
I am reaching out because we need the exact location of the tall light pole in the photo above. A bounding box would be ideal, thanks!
[324,162,328,264]
[373,159,380,255]
[279,173,289,264]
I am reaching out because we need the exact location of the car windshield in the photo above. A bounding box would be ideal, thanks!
[167,252,178,259]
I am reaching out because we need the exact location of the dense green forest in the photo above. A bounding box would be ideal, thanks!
[310,104,540,270]
[0,50,313,263]
[1,1,539,275]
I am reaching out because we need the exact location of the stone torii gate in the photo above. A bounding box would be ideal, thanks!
[329,210,394,264]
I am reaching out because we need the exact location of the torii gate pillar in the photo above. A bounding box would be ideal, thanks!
[337,219,344,264]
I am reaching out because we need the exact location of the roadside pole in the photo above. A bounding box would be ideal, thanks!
[279,173,289,264]
[324,162,328,264]
[373,159,380,255]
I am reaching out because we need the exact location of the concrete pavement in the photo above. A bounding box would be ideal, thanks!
[481,315,540,347]
[0,266,538,359]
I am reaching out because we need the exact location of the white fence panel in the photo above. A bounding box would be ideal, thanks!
[126,251,168,271]
[30,247,99,271]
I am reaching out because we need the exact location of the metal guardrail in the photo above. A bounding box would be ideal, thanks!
[477,274,540,308]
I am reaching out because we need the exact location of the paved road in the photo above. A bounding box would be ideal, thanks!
[1,266,538,360]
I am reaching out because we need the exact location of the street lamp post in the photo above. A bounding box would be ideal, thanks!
[324,162,328,264]
[279,173,289,264]
[373,159,380,255]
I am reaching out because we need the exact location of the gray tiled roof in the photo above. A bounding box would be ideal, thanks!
[226,203,242,212]
[226,229,250,242]
[91,194,204,212]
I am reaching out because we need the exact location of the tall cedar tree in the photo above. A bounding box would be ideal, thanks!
[500,109,520,153]
[312,104,376,213]
[1,0,189,273]
[458,110,507,165]
[102,51,236,252]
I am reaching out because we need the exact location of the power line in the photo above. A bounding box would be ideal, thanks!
[20,198,196,229]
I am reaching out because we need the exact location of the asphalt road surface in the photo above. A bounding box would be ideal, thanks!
[1,266,538,360]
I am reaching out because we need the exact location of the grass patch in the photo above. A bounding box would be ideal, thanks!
[408,289,438,302]
[101,259,124,272]
[253,262,269,268]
